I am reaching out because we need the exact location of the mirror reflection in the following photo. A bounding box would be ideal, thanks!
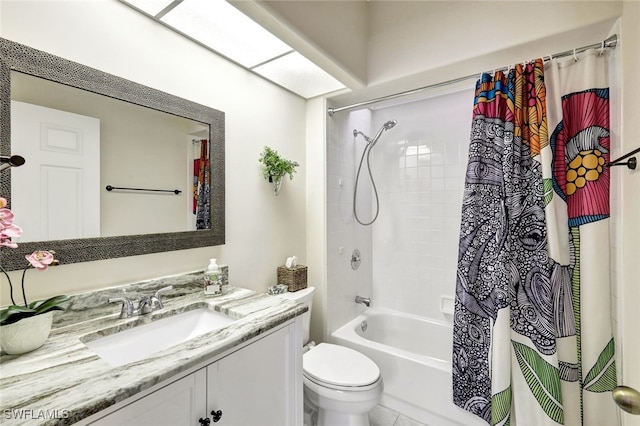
[11,72,211,242]
[0,37,225,271]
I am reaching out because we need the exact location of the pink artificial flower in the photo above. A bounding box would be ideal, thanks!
[0,238,18,249]
[0,223,22,248]
[1,223,22,236]
[25,250,55,271]
[0,201,21,247]
[0,207,15,227]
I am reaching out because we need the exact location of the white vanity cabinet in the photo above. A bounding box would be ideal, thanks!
[88,371,207,425]
[86,320,302,426]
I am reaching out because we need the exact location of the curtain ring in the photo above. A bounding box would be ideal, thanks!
[573,48,579,62]
[599,41,606,56]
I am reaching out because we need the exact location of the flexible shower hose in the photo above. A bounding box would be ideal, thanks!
[353,141,380,226]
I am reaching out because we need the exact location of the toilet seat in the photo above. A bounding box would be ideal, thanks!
[304,372,382,392]
[303,343,380,390]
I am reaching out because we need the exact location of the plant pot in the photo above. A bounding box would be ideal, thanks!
[0,311,53,355]
[269,175,283,196]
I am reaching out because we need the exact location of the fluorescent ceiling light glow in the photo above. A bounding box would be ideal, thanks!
[161,0,293,68]
[253,52,345,99]
[120,0,346,98]
[123,0,175,16]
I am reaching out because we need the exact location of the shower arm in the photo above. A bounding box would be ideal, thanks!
[353,130,372,144]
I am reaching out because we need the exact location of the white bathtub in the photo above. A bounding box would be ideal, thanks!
[331,308,485,426]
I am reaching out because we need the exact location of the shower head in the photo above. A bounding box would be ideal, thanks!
[370,119,398,146]
[353,119,398,146]
[383,120,397,130]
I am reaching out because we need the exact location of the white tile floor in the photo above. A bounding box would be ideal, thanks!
[369,404,429,426]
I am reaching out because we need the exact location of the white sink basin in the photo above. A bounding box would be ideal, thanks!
[84,308,237,366]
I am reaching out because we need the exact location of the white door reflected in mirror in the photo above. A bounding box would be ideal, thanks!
[10,72,211,241]
[11,101,100,242]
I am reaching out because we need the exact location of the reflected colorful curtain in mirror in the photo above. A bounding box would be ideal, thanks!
[193,139,211,229]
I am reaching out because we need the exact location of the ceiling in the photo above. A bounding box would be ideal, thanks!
[119,0,621,107]
[120,0,347,99]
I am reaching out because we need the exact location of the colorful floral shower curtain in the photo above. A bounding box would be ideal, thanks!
[543,49,617,425]
[453,53,616,425]
[193,139,211,229]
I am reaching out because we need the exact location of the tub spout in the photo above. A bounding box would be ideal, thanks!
[355,296,371,307]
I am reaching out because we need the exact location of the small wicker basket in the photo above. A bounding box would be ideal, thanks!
[277,265,308,292]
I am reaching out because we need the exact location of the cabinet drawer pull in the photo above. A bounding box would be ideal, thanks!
[211,410,223,422]
[199,417,211,425]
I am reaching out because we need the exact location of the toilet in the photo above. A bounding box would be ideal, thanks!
[274,287,383,426]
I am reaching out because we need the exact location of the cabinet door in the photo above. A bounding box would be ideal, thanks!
[207,324,301,426]
[90,369,207,426]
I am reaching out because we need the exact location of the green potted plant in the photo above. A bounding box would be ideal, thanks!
[258,146,299,195]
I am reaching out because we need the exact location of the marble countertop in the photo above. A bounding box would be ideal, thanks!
[0,272,306,425]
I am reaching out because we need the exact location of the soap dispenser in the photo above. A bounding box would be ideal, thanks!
[204,258,222,296]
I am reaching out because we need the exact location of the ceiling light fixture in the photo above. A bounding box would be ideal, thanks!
[119,0,345,98]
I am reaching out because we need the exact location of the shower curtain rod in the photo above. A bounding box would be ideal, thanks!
[327,34,618,116]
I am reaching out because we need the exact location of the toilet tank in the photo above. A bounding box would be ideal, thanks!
[274,286,315,345]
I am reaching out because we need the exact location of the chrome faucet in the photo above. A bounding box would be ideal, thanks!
[136,296,153,315]
[355,296,371,307]
[109,286,173,318]
[108,297,134,318]
[149,286,173,310]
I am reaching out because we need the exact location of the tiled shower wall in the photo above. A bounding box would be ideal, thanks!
[326,86,476,332]
[369,88,475,320]
[326,109,374,335]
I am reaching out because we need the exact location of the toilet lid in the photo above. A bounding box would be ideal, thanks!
[303,343,380,387]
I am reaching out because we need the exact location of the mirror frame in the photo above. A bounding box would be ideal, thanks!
[0,38,225,271]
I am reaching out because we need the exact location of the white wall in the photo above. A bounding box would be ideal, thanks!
[305,96,327,343]
[1,0,307,303]
[237,1,621,91]
[331,8,620,113]
[367,1,622,85]
[618,3,640,425]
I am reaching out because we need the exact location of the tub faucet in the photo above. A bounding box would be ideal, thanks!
[355,296,371,307]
